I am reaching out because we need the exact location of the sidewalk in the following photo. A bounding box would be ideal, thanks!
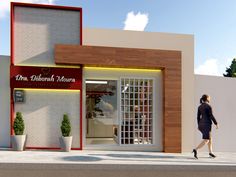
[0,149,236,177]
[0,149,236,165]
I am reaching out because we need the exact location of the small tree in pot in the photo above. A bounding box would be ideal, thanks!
[60,114,72,152]
[12,112,26,151]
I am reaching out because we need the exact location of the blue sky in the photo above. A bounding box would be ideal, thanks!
[1,0,236,76]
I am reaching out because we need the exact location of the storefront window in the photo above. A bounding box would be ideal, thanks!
[85,78,154,146]
[86,80,118,145]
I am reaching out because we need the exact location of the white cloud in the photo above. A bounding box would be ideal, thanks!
[0,0,56,18]
[123,11,149,31]
[195,58,232,76]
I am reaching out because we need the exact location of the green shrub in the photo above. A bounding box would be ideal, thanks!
[60,114,71,137]
[13,112,25,135]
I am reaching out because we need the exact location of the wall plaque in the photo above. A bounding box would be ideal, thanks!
[14,90,25,103]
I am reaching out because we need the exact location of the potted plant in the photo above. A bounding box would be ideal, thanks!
[12,112,26,151]
[60,114,72,152]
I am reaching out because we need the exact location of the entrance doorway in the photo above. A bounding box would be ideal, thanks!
[83,67,162,151]
[85,80,118,145]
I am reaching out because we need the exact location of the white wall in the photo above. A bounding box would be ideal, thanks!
[195,75,236,152]
[83,28,195,152]
[14,7,81,65]
[0,56,10,147]
[14,89,80,148]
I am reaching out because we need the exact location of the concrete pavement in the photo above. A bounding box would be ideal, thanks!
[0,149,236,177]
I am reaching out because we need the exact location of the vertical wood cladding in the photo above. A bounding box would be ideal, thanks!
[55,44,182,153]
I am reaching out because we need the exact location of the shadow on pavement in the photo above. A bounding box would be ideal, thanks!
[60,155,103,162]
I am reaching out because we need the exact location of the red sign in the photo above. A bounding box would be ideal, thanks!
[10,66,82,89]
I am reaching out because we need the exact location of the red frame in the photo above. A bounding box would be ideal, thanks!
[10,2,82,65]
[10,2,83,150]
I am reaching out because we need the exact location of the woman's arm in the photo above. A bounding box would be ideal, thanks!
[208,106,218,125]
[197,107,201,124]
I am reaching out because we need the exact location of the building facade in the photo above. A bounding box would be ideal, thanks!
[0,2,195,153]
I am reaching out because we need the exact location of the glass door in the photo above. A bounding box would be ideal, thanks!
[120,78,154,145]
[85,80,118,145]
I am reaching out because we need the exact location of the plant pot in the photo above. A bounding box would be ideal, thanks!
[60,136,73,152]
[11,135,26,151]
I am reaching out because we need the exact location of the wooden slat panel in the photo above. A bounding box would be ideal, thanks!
[54,44,182,153]
[55,45,180,69]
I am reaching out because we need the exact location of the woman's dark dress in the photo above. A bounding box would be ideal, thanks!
[197,103,217,139]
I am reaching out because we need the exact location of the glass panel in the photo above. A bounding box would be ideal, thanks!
[86,80,118,145]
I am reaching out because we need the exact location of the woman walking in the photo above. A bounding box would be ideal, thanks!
[193,94,219,159]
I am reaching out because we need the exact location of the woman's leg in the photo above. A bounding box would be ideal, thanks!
[195,139,209,150]
[207,132,216,157]
[193,139,209,159]
[208,132,213,153]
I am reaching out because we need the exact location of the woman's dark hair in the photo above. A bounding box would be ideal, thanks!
[200,94,209,104]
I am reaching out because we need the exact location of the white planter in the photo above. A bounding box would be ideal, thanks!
[60,136,73,152]
[11,135,26,151]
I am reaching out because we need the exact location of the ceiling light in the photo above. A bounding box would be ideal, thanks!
[85,80,108,84]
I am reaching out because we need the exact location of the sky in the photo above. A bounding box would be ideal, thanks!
[1,0,236,76]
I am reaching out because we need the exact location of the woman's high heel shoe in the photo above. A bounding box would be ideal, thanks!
[209,153,216,158]
[192,149,198,159]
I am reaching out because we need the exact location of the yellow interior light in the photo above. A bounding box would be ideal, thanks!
[84,66,161,72]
